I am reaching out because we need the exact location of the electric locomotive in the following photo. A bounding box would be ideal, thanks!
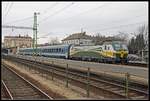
[18,41,128,63]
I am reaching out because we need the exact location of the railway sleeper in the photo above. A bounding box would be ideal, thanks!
[14,96,47,100]
[104,86,114,89]
[12,93,41,97]
[2,56,148,99]
[109,87,122,91]
[130,95,147,100]
[113,90,125,95]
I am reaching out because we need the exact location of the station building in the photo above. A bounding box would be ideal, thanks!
[3,35,33,54]
[62,32,93,46]
[4,34,32,48]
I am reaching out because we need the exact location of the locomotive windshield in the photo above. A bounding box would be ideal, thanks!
[122,44,128,51]
[113,42,128,51]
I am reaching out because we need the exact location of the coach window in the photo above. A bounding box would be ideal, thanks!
[108,46,109,50]
[55,49,57,52]
[105,45,107,50]
[56,49,57,53]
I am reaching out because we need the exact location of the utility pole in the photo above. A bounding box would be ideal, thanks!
[81,28,83,33]
[33,12,40,56]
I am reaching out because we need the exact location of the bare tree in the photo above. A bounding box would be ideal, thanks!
[128,25,147,55]
[48,37,60,45]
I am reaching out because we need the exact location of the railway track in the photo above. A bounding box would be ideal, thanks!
[2,54,148,67]
[1,80,12,100]
[1,63,53,100]
[3,55,149,99]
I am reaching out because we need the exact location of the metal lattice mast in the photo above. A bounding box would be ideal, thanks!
[33,12,39,55]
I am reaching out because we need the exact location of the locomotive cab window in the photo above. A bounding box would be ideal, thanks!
[105,45,107,50]
[107,46,110,50]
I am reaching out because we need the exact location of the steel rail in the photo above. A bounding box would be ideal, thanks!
[2,80,13,100]
[2,63,53,100]
[4,56,148,99]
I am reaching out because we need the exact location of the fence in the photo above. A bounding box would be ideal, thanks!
[8,55,148,98]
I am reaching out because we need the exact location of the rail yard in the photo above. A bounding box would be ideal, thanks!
[2,63,53,100]
[2,1,148,100]
[1,54,149,100]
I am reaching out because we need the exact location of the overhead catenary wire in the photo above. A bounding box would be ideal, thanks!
[4,3,9,14]
[44,13,146,34]
[42,3,109,25]
[39,2,74,24]
[63,3,107,21]
[2,3,9,23]
[81,14,147,31]
[41,2,59,16]
[4,2,13,20]
[4,16,33,25]
[90,21,147,32]
[38,32,53,38]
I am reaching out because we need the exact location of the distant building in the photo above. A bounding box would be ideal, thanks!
[62,32,93,46]
[4,34,32,48]
[2,42,4,48]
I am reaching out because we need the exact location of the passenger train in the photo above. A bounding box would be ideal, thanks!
[17,41,129,63]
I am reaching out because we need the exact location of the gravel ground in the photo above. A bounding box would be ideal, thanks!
[2,60,86,99]
[4,60,107,99]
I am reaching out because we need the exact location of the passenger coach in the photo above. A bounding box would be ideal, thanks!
[18,44,72,59]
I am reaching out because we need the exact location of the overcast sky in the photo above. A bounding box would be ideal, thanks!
[2,1,148,44]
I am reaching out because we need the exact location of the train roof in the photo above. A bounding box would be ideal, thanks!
[103,41,124,45]
[19,44,71,50]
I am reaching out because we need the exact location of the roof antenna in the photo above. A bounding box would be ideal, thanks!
[81,28,83,33]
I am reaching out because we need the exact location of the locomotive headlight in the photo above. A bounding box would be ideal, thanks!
[121,51,124,58]
[113,53,116,57]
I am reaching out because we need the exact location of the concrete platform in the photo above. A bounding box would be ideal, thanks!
[12,55,148,85]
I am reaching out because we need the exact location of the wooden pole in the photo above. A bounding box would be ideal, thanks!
[86,67,90,97]
[66,64,69,87]
[125,72,130,99]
